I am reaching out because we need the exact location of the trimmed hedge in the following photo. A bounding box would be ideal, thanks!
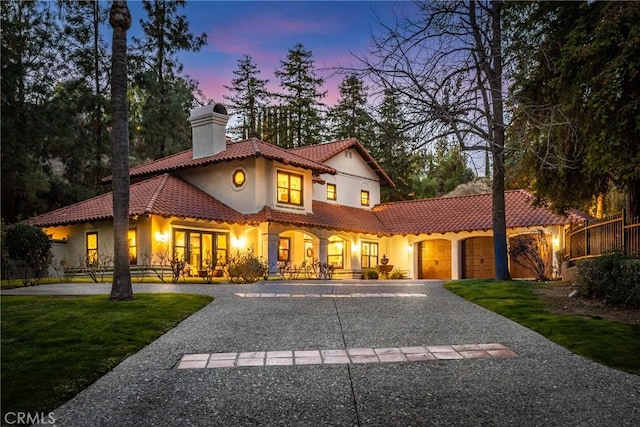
[576,253,640,307]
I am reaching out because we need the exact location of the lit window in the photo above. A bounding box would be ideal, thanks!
[327,183,337,201]
[360,190,370,206]
[86,232,98,266]
[128,229,137,265]
[277,171,303,206]
[328,239,344,269]
[232,169,246,187]
[278,237,291,262]
[361,242,379,268]
[173,229,229,275]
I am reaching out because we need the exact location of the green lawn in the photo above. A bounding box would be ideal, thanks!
[1,293,213,420]
[445,280,640,375]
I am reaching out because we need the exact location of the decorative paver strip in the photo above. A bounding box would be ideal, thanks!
[235,293,427,298]
[177,343,518,369]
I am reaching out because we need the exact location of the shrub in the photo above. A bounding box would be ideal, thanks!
[362,268,378,279]
[222,247,269,284]
[576,252,640,307]
[4,223,53,286]
[390,269,405,279]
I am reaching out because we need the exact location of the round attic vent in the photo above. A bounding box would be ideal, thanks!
[213,103,227,115]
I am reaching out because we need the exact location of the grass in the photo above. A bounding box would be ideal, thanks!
[445,279,640,375]
[0,293,213,420]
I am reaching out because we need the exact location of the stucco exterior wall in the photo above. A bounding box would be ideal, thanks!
[314,148,381,208]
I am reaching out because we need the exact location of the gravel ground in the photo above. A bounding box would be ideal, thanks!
[5,281,639,427]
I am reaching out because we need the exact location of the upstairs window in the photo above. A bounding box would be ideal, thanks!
[360,190,370,206]
[277,171,303,206]
[327,183,337,201]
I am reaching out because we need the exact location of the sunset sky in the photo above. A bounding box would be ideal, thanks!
[127,1,418,106]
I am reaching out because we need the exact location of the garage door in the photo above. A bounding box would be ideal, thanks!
[462,237,494,279]
[418,239,452,279]
[509,233,552,279]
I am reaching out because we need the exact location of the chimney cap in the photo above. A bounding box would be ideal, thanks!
[213,103,227,115]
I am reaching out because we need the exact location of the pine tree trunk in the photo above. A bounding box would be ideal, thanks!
[109,0,133,300]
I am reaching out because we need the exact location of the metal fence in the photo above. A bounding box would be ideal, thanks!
[565,209,640,261]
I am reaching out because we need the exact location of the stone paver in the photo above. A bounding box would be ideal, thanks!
[176,343,517,369]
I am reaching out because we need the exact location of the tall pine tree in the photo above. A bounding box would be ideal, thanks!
[327,74,375,144]
[131,0,206,160]
[224,54,270,140]
[274,43,326,147]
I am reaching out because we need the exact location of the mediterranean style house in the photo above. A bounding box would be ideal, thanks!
[27,104,587,280]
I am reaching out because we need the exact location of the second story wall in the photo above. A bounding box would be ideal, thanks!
[313,148,381,209]
[178,158,314,215]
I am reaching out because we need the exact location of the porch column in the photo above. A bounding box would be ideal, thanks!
[450,238,461,280]
[267,233,280,276]
[318,237,328,264]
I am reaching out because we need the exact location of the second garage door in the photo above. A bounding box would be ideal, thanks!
[462,237,495,279]
[418,239,452,279]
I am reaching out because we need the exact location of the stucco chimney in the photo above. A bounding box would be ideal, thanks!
[190,103,229,159]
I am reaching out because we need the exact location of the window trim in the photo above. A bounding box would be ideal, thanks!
[128,228,137,265]
[276,170,304,206]
[86,232,98,266]
[360,190,370,206]
[172,228,229,273]
[327,183,337,201]
[327,239,345,269]
[361,241,379,269]
[278,237,291,262]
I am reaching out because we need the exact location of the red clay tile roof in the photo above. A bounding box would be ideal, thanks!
[27,178,584,236]
[290,138,395,187]
[373,189,586,235]
[108,138,335,182]
[26,174,244,227]
[247,202,391,235]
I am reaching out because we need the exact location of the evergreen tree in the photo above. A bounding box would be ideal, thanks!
[374,90,424,201]
[508,1,640,218]
[327,74,375,144]
[58,1,110,185]
[274,43,327,147]
[1,1,62,222]
[224,54,270,140]
[131,0,207,159]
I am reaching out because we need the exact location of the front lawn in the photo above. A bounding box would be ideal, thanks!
[445,280,640,375]
[0,293,213,420]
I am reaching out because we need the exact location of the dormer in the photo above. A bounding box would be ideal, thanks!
[290,139,395,209]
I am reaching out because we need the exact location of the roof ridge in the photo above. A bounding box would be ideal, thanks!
[250,137,262,157]
[144,174,170,214]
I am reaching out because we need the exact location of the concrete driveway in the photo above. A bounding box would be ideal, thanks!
[4,280,640,426]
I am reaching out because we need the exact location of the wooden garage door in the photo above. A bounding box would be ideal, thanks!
[509,233,552,279]
[418,239,452,279]
[462,237,495,279]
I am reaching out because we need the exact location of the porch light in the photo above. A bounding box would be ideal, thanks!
[552,237,560,249]
[407,244,414,253]
[155,231,168,243]
[351,243,359,252]
[232,236,246,248]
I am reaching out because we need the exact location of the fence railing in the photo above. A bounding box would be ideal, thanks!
[565,209,640,261]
